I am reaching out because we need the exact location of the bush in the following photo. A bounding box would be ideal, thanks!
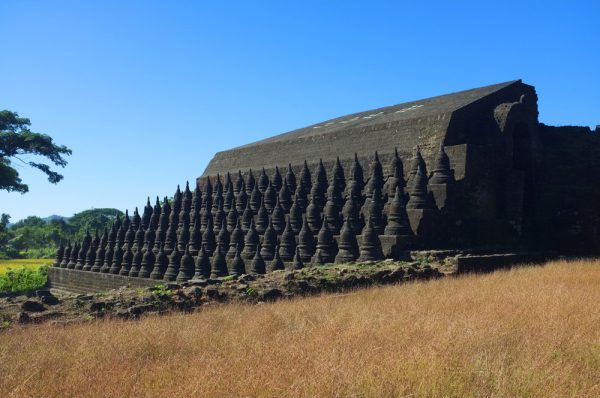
[0,266,48,294]
[0,247,20,260]
[21,247,56,259]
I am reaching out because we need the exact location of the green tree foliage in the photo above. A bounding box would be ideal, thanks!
[0,110,72,193]
[0,213,10,239]
[0,208,123,259]
[68,208,123,239]
[0,214,18,258]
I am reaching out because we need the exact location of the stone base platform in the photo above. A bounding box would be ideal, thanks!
[48,250,558,294]
[48,267,158,294]
[453,252,552,273]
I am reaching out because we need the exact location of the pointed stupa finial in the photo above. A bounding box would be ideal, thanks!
[409,145,426,182]
[273,165,283,192]
[349,152,365,191]
[386,147,406,196]
[258,167,270,193]
[300,160,312,191]
[286,163,297,194]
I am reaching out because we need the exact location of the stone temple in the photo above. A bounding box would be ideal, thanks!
[50,80,600,290]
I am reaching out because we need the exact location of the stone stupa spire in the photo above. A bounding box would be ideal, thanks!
[297,215,315,263]
[250,243,266,275]
[150,243,168,280]
[357,219,383,262]
[286,163,297,194]
[406,163,432,210]
[429,144,454,185]
[335,216,359,263]
[385,187,414,236]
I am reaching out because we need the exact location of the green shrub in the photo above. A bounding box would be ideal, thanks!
[150,284,173,298]
[21,247,56,259]
[0,266,48,294]
[0,248,20,260]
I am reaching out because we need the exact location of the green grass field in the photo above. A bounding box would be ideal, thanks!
[0,259,52,275]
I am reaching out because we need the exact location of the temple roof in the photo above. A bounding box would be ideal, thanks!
[201,80,527,180]
[234,80,519,150]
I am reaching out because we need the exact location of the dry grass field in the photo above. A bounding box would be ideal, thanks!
[1,259,600,397]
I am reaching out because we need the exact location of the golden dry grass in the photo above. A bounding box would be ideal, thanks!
[2,259,600,397]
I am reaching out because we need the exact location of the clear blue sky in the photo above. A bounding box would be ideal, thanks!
[1,1,599,222]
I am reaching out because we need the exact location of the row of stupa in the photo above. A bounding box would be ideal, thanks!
[52,145,455,281]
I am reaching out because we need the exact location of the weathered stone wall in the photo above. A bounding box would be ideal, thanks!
[48,267,157,294]
[445,82,541,245]
[535,124,600,250]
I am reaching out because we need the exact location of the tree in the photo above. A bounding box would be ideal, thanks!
[68,208,124,239]
[0,110,72,193]
[0,213,11,246]
[0,213,18,258]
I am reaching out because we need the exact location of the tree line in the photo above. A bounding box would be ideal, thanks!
[0,208,123,259]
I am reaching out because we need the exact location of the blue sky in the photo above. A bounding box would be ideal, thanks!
[1,1,599,222]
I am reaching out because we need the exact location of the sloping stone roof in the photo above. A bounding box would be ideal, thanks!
[234,80,519,150]
[201,80,521,179]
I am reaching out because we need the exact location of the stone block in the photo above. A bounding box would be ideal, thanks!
[428,183,460,211]
[378,235,413,258]
[407,209,440,246]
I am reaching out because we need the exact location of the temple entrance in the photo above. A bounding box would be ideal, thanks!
[512,122,535,240]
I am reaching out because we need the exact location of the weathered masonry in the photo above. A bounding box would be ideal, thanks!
[51,80,600,290]
[201,79,600,250]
